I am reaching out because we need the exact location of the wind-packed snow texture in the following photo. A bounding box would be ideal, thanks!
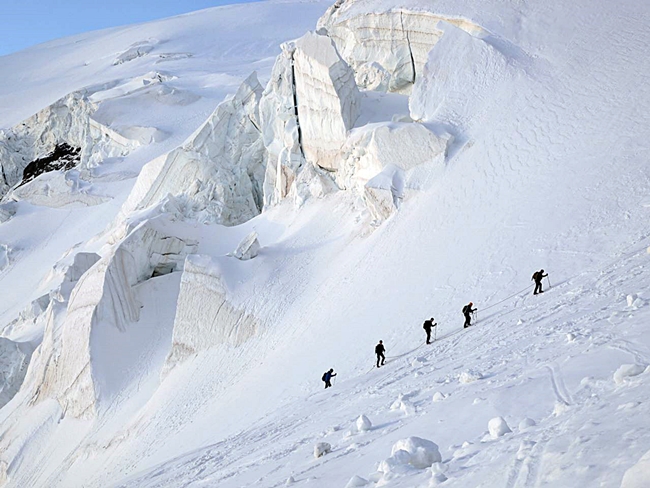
[0,0,650,486]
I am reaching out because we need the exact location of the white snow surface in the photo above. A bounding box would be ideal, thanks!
[0,0,650,487]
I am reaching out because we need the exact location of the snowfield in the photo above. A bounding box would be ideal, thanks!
[1,0,650,487]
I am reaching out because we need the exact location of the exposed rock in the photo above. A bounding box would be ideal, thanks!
[0,91,140,196]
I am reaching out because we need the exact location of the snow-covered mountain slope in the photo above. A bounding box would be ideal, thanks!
[1,0,650,486]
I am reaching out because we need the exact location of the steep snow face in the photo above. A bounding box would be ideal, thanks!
[0,92,140,196]
[318,2,486,93]
[120,73,265,226]
[409,23,517,132]
[293,31,361,171]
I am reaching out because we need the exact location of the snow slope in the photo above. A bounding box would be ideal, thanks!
[1,0,650,486]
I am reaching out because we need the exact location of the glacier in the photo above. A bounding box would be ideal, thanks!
[0,0,649,486]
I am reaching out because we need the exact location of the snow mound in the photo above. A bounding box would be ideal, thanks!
[354,414,372,432]
[621,449,650,488]
[390,436,442,469]
[345,475,369,487]
[518,417,536,431]
[488,416,512,439]
[314,442,332,458]
[614,364,647,385]
[432,391,446,402]
[390,394,415,415]
[459,370,483,384]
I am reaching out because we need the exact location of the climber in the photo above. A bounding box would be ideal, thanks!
[322,368,336,389]
[462,302,477,328]
[423,317,437,344]
[375,340,386,367]
[531,269,549,295]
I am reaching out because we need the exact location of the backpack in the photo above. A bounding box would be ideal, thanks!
[322,372,328,381]
[532,272,540,281]
[462,305,470,314]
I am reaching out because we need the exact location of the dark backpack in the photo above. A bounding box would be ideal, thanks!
[462,305,470,314]
[322,372,328,381]
[532,272,540,281]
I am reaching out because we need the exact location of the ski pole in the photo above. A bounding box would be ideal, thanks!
[547,276,551,288]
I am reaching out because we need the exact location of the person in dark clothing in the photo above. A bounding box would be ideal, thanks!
[375,340,386,367]
[322,368,336,388]
[462,302,476,328]
[423,317,437,344]
[532,269,548,295]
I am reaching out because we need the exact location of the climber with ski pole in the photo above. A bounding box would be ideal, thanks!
[322,368,336,389]
[463,302,477,328]
[423,317,437,344]
[532,269,549,295]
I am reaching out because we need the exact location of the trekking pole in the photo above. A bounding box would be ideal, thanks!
[434,324,437,342]
[547,276,551,288]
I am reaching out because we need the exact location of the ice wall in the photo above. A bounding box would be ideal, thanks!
[22,222,196,418]
[164,254,258,374]
[292,31,361,172]
[120,73,266,226]
[318,3,487,93]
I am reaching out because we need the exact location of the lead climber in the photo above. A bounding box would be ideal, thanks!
[531,269,549,295]
[375,340,386,367]
[322,368,336,388]
[462,302,476,328]
[423,317,437,344]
